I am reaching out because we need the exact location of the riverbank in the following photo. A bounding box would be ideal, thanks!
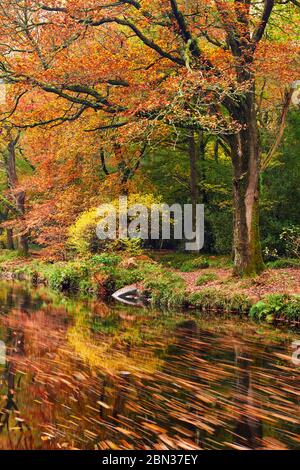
[0,250,300,326]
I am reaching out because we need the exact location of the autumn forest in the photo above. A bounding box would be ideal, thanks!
[0,0,299,453]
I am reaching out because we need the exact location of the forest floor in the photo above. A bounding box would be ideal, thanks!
[150,251,300,302]
[179,268,300,301]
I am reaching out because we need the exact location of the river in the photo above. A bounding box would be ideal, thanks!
[0,281,299,450]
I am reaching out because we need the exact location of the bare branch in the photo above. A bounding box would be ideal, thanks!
[261,87,293,170]
[252,0,275,43]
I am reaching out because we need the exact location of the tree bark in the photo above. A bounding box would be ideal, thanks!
[15,189,29,255]
[230,97,264,277]
[197,131,208,204]
[188,130,199,231]
[6,138,29,256]
[6,229,14,250]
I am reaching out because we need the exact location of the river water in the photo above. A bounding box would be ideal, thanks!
[0,281,299,450]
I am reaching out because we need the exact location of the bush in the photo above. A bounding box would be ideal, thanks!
[89,253,121,267]
[113,268,144,290]
[68,208,100,255]
[267,258,300,269]
[48,263,90,292]
[250,294,300,322]
[109,238,143,256]
[143,269,186,308]
[280,225,300,259]
[68,193,163,256]
[188,288,251,313]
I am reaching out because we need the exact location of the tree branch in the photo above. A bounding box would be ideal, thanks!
[252,0,275,43]
[88,17,185,66]
[261,87,293,170]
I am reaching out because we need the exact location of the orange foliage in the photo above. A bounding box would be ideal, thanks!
[0,0,298,255]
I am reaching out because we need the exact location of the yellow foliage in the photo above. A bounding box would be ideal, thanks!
[68,193,163,255]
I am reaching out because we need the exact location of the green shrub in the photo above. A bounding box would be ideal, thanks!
[143,270,186,308]
[113,268,144,290]
[109,238,143,256]
[89,254,121,267]
[280,225,300,259]
[250,294,300,322]
[48,263,90,292]
[196,272,218,286]
[189,289,251,313]
[267,258,300,269]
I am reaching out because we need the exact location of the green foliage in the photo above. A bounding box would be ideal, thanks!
[112,267,144,290]
[279,225,300,259]
[145,139,233,254]
[206,208,233,254]
[0,250,22,263]
[250,294,300,322]
[152,252,199,268]
[89,253,121,267]
[196,272,218,286]
[188,289,251,313]
[267,258,300,269]
[48,262,90,292]
[261,111,300,257]
[181,258,210,272]
[143,269,186,308]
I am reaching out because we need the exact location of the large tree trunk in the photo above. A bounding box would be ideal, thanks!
[230,98,264,277]
[188,130,199,231]
[197,130,208,204]
[15,189,29,255]
[7,138,29,256]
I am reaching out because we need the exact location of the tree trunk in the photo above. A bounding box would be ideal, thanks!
[6,229,14,250]
[188,130,199,231]
[197,130,208,204]
[7,138,29,256]
[230,100,264,277]
[15,189,29,255]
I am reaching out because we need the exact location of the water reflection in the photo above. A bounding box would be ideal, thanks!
[0,282,298,450]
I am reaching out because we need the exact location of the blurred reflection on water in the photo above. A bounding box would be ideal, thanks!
[0,281,298,450]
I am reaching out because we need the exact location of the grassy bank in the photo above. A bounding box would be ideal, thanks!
[0,250,300,326]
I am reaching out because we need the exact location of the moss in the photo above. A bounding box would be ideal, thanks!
[246,199,265,277]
